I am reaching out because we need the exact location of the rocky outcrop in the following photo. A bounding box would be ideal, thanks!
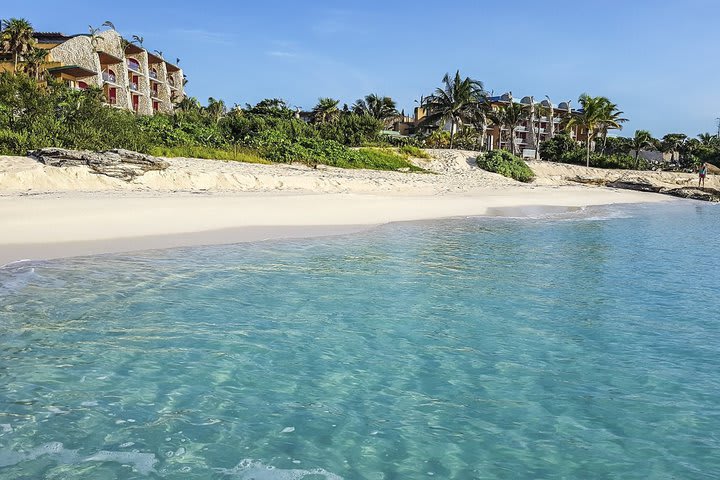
[28,148,169,181]
[570,175,720,202]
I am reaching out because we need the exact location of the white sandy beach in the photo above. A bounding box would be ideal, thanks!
[0,150,688,265]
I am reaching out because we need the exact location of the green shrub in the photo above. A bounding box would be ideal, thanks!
[399,145,430,159]
[477,150,535,182]
[0,129,29,155]
[539,134,580,161]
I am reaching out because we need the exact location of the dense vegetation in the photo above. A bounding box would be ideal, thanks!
[0,72,423,171]
[477,150,535,182]
[2,17,718,175]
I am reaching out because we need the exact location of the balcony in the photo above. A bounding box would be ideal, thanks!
[129,82,138,91]
[102,71,117,83]
[127,61,143,74]
[151,90,161,99]
[149,70,159,80]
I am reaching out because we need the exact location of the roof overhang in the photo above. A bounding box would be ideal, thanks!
[146,52,164,64]
[47,65,97,78]
[124,43,144,55]
[165,62,181,73]
[97,51,123,64]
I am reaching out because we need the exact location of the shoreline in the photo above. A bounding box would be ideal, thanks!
[0,189,670,265]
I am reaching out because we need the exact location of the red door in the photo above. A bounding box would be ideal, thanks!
[109,87,117,104]
[132,95,139,112]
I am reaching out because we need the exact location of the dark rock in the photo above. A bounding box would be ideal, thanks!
[28,148,169,181]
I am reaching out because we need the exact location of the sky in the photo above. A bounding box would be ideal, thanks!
[5,0,720,137]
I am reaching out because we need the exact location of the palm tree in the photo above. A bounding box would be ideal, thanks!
[465,100,492,151]
[697,132,717,146]
[488,102,530,156]
[563,94,625,167]
[421,70,486,149]
[312,97,340,123]
[23,45,48,80]
[630,130,654,169]
[352,93,398,127]
[1,18,35,73]
[204,97,226,122]
[131,35,144,47]
[102,21,116,31]
[175,96,201,112]
[596,99,627,153]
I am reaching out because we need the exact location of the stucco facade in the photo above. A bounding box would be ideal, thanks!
[32,30,184,115]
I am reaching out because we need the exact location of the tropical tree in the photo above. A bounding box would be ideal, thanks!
[563,94,625,167]
[352,94,398,127]
[312,97,340,123]
[23,45,48,80]
[531,99,552,159]
[1,18,35,73]
[421,70,486,149]
[465,100,492,151]
[488,102,529,156]
[660,133,687,164]
[596,98,627,153]
[204,97,226,123]
[697,132,718,146]
[131,35,144,47]
[630,130,654,169]
[175,96,202,112]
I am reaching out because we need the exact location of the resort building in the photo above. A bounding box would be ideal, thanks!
[399,93,589,157]
[2,30,184,115]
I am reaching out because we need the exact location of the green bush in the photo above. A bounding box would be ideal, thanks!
[477,150,535,182]
[539,134,580,161]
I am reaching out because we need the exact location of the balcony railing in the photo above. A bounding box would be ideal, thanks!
[149,71,158,79]
[127,62,141,73]
[151,90,160,98]
[129,82,138,91]
[102,72,116,83]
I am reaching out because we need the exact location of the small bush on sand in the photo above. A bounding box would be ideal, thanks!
[477,150,535,183]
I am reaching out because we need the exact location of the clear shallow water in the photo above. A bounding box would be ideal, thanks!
[1,202,719,479]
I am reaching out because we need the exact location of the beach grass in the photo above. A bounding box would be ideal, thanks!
[149,146,271,164]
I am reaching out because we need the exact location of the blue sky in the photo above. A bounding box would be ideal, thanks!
[5,0,720,137]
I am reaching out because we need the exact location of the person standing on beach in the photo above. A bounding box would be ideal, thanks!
[698,163,707,188]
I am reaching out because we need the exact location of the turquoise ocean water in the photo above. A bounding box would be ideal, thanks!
[1,201,719,479]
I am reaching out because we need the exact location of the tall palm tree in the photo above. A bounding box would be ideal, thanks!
[23,45,48,80]
[421,70,486,149]
[563,94,624,167]
[630,130,654,169]
[1,18,35,73]
[352,93,398,127]
[312,97,340,123]
[488,102,530,156]
[596,98,627,153]
[466,100,492,151]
